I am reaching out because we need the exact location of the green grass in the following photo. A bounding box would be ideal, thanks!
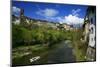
[70,30,87,61]
[12,44,48,59]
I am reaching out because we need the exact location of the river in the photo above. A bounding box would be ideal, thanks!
[31,40,76,65]
[13,40,76,66]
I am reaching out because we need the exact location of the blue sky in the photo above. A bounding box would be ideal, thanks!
[12,1,88,25]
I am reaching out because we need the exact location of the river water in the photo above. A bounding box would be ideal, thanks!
[31,40,76,65]
[13,40,76,66]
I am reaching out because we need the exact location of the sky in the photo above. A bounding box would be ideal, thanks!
[12,1,88,25]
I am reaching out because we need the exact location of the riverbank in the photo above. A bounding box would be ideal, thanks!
[12,40,75,65]
[12,28,88,66]
[71,30,87,61]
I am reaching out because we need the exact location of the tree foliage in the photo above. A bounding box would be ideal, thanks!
[12,23,71,48]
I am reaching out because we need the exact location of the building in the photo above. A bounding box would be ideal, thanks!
[82,6,96,61]
[57,23,71,31]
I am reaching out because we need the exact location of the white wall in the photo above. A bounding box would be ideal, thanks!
[0,0,100,67]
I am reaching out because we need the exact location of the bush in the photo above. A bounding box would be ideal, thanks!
[12,23,71,47]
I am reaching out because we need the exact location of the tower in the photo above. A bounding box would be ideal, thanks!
[20,9,25,26]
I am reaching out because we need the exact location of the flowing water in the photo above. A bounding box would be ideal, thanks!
[13,40,76,66]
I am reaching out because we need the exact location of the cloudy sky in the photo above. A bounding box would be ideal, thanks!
[12,1,88,25]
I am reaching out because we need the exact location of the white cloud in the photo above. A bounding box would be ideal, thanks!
[55,9,83,25]
[72,9,81,16]
[59,14,84,25]
[36,8,84,26]
[36,8,59,17]
[65,14,84,24]
[12,6,20,16]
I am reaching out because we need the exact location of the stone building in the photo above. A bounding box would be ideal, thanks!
[82,6,96,61]
[57,23,71,31]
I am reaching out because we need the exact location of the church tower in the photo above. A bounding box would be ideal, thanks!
[20,9,25,26]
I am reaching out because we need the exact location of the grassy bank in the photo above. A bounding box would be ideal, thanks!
[12,44,49,65]
[70,29,88,61]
